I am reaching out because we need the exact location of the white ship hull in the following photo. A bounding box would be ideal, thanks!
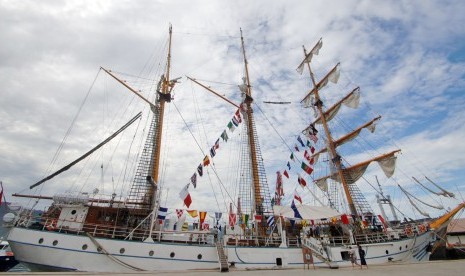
[8,227,433,272]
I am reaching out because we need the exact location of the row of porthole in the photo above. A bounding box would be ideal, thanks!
[37,238,202,259]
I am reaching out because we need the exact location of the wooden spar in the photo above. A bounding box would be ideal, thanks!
[240,29,263,235]
[101,67,156,110]
[313,149,401,183]
[12,193,151,205]
[301,62,340,104]
[311,87,360,125]
[29,112,142,190]
[309,115,381,157]
[186,77,240,108]
[302,42,358,216]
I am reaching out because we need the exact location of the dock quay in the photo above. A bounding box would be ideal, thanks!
[3,259,465,276]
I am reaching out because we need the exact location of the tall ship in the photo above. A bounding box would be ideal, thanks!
[5,26,464,272]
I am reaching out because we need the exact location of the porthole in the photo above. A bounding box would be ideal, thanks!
[197,254,202,260]
[53,240,58,246]
[406,245,408,248]
[82,244,88,250]
[399,246,402,251]
[71,210,77,215]
[149,250,154,256]
[170,252,175,258]
[38,238,44,244]
[385,250,389,255]
[120,248,125,254]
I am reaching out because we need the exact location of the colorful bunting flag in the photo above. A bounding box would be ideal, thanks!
[254,214,262,223]
[227,121,236,132]
[341,214,350,225]
[210,146,216,158]
[308,134,318,143]
[203,155,210,166]
[297,136,305,147]
[215,212,222,224]
[283,170,289,178]
[242,214,249,226]
[294,190,302,204]
[221,130,229,142]
[310,146,315,154]
[191,173,197,188]
[199,211,207,226]
[176,209,184,219]
[214,138,220,149]
[232,116,239,126]
[294,144,300,152]
[187,210,198,218]
[267,215,275,227]
[179,184,192,208]
[235,109,242,123]
[291,200,302,219]
[290,152,295,162]
[182,222,189,231]
[301,161,313,175]
[197,164,203,176]
[287,161,291,170]
[202,223,210,231]
[298,175,307,187]
[157,206,168,221]
[304,150,311,162]
[229,213,237,226]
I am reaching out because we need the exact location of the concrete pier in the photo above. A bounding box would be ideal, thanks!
[3,260,465,276]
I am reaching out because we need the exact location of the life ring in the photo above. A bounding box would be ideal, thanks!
[46,219,58,231]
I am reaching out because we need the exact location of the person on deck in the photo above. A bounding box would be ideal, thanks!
[358,245,368,269]
[348,246,358,268]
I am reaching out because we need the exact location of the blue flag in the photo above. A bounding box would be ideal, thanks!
[291,200,302,219]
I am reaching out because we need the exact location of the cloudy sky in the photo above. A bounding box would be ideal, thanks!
[1,0,465,221]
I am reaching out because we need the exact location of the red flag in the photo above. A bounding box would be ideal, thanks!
[294,190,302,204]
[179,184,192,208]
[176,209,184,218]
[254,214,262,222]
[229,213,237,226]
[203,155,210,166]
[301,162,313,175]
[310,146,315,154]
[341,214,350,225]
[304,150,311,162]
[298,175,307,187]
[283,170,289,178]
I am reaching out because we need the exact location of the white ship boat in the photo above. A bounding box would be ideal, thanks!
[5,26,463,272]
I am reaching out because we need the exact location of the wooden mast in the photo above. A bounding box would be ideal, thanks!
[240,29,263,223]
[302,45,358,217]
[152,24,173,187]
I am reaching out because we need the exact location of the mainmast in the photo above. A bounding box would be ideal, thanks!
[302,45,358,216]
[240,29,262,217]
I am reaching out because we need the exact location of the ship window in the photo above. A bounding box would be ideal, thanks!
[82,244,88,250]
[197,254,202,260]
[53,240,58,246]
[406,245,408,248]
[120,248,125,254]
[170,252,175,258]
[38,238,44,244]
[385,250,389,255]
[71,210,77,215]
[276,258,282,266]
[399,246,402,251]
[149,250,154,256]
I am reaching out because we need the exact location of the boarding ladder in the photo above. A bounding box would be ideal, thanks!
[301,236,339,269]
[215,240,229,272]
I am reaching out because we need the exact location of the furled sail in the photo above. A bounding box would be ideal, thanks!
[313,150,400,190]
[296,38,323,75]
[399,184,444,213]
[425,176,455,198]
[412,176,454,198]
[306,87,360,125]
[301,63,341,107]
[308,116,381,158]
